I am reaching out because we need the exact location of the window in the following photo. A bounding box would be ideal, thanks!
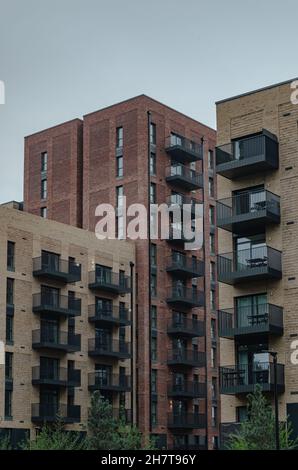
[151,273,157,297]
[212,436,219,450]
[116,155,124,178]
[210,261,216,282]
[151,369,157,393]
[150,152,156,175]
[6,315,13,344]
[116,186,124,209]
[41,152,48,172]
[150,123,156,145]
[210,289,216,311]
[7,242,15,271]
[209,205,215,225]
[210,233,215,255]
[150,183,156,204]
[209,177,214,198]
[211,406,217,427]
[151,305,157,330]
[211,346,216,368]
[150,244,157,267]
[6,278,14,306]
[116,127,123,148]
[116,215,124,239]
[211,377,217,401]
[236,406,248,423]
[5,352,13,380]
[211,319,216,341]
[151,398,157,426]
[41,178,47,199]
[208,150,214,170]
[151,336,157,361]
[40,207,47,218]
[5,390,12,419]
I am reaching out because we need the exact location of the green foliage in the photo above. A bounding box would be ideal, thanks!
[227,385,298,450]
[22,419,86,450]
[0,435,12,450]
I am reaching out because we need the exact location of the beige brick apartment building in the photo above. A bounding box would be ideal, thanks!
[0,203,135,446]
[216,78,298,444]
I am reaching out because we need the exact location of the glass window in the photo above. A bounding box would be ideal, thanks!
[7,241,15,271]
[6,315,13,343]
[211,346,216,368]
[209,205,215,225]
[151,398,157,426]
[150,123,156,145]
[41,152,48,172]
[151,305,157,329]
[210,261,216,282]
[210,233,215,255]
[151,273,157,297]
[151,336,157,361]
[116,127,123,148]
[211,406,217,427]
[116,186,124,208]
[5,352,13,379]
[116,155,123,177]
[5,390,12,418]
[150,244,157,267]
[150,183,156,204]
[151,369,157,393]
[150,152,156,175]
[40,207,47,218]
[210,289,216,311]
[209,178,214,198]
[211,319,216,340]
[211,377,217,400]
[41,178,47,199]
[236,406,248,422]
[6,278,14,306]
[208,150,214,170]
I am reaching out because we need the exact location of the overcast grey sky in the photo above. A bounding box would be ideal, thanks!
[0,0,297,203]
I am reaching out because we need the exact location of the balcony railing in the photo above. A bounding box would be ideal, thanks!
[88,373,131,392]
[165,135,203,163]
[32,329,81,352]
[217,189,280,234]
[88,270,131,294]
[165,164,203,190]
[166,194,199,214]
[167,349,205,367]
[167,412,206,429]
[32,293,81,317]
[216,132,279,179]
[217,245,282,285]
[33,257,81,283]
[88,305,130,326]
[167,317,205,337]
[219,303,283,338]
[220,362,285,394]
[31,403,81,423]
[166,286,205,308]
[167,224,195,245]
[166,254,204,279]
[167,380,206,398]
[32,366,81,387]
[88,339,131,359]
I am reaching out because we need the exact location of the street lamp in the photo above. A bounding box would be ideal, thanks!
[268,351,280,450]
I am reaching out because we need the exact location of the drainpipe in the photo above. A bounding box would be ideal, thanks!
[147,111,152,433]
[130,261,135,424]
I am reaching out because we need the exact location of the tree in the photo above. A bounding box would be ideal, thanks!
[0,435,12,450]
[22,419,86,450]
[227,385,298,450]
[87,391,155,450]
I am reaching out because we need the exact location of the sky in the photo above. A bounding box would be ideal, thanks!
[0,0,298,203]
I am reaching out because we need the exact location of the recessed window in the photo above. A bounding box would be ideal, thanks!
[151,305,157,329]
[4,390,12,419]
[6,278,14,306]
[41,178,47,200]
[150,244,157,267]
[210,233,215,255]
[150,183,156,204]
[116,155,123,177]
[150,123,156,145]
[151,369,157,393]
[6,315,13,344]
[209,177,214,198]
[116,127,123,148]
[209,205,215,225]
[151,273,157,297]
[151,398,158,426]
[150,152,156,175]
[5,352,13,380]
[151,336,157,361]
[41,152,48,172]
[208,150,214,170]
[40,207,47,218]
[7,241,15,271]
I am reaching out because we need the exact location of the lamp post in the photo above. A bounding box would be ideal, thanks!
[269,351,280,450]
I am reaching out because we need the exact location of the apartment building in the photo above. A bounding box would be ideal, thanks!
[216,79,298,445]
[0,203,135,447]
[24,95,218,449]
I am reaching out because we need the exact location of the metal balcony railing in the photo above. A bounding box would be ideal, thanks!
[167,317,205,337]
[88,339,131,358]
[165,135,203,161]
[88,304,130,324]
[31,403,81,422]
[167,380,206,397]
[32,329,81,351]
[166,254,204,277]
[167,286,205,307]
[167,349,205,367]
[165,164,203,190]
[88,373,131,390]
[88,270,131,294]
[167,412,206,428]
[33,257,81,283]
[33,293,81,316]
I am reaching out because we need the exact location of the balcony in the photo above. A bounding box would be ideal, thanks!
[88,271,131,295]
[165,164,203,191]
[217,245,282,285]
[166,194,199,216]
[216,132,279,179]
[219,304,283,339]
[167,317,205,338]
[167,381,206,398]
[167,349,205,367]
[88,339,131,359]
[32,366,81,387]
[88,373,131,392]
[33,257,81,283]
[165,135,203,164]
[166,254,204,279]
[32,329,81,353]
[31,403,81,423]
[166,286,205,308]
[167,412,206,429]
[167,224,195,246]
[217,189,280,234]
[32,293,81,318]
[88,305,130,326]
[220,362,285,395]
